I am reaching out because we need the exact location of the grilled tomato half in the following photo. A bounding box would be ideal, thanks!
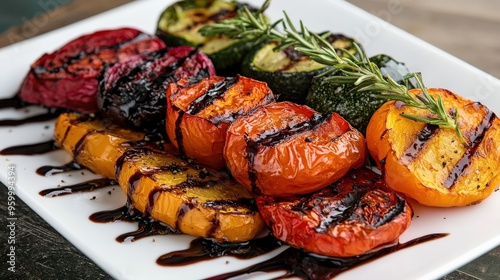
[166,75,275,169]
[224,102,366,196]
[257,167,413,257]
[366,88,500,207]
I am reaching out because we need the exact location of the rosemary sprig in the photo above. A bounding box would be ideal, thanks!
[200,0,465,142]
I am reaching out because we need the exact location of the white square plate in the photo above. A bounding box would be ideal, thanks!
[1,0,499,279]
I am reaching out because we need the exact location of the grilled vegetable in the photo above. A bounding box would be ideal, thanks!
[97,46,215,134]
[166,75,275,169]
[54,112,264,242]
[240,33,359,104]
[224,102,367,197]
[19,28,165,113]
[156,0,259,74]
[306,54,414,134]
[54,113,167,179]
[366,88,500,207]
[257,167,413,257]
[117,149,264,242]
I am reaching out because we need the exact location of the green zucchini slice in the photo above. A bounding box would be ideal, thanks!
[240,33,360,104]
[305,54,414,134]
[155,0,258,74]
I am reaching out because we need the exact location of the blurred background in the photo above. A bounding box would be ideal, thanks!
[0,0,131,46]
[0,0,70,33]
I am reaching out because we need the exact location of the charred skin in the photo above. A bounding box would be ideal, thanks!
[54,113,264,242]
[166,75,275,169]
[257,168,413,257]
[366,88,500,207]
[224,101,367,196]
[98,46,216,134]
[19,28,166,113]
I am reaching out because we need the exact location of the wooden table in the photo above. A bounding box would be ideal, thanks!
[1,0,499,279]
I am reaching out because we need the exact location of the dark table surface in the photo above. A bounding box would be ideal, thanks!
[1,0,500,279]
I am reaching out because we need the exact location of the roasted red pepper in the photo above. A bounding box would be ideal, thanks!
[19,28,165,113]
[224,101,366,196]
[257,167,413,257]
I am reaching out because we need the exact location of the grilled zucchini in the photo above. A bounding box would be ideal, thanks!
[156,0,259,74]
[366,88,500,207]
[54,113,264,241]
[241,33,360,104]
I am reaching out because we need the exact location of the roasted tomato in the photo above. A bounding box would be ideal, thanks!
[366,88,500,207]
[98,46,215,134]
[257,167,413,257]
[18,28,165,113]
[166,75,275,169]
[224,102,366,196]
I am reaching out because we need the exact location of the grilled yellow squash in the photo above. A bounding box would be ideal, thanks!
[54,113,147,179]
[366,88,500,207]
[54,113,264,241]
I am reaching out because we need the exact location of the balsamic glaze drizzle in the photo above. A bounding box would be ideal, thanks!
[36,161,83,176]
[204,233,448,280]
[89,205,179,243]
[0,95,26,109]
[38,178,116,197]
[157,234,282,266]
[0,107,62,127]
[0,140,58,155]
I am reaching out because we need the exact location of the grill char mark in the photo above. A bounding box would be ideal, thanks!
[245,113,331,195]
[401,124,439,164]
[34,32,147,76]
[443,109,496,189]
[186,76,239,115]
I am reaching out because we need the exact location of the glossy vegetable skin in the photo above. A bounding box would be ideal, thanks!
[19,28,165,113]
[98,46,215,134]
[367,88,500,207]
[166,75,275,169]
[257,167,413,257]
[224,102,367,196]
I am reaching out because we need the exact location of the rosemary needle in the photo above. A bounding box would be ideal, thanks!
[200,0,465,142]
